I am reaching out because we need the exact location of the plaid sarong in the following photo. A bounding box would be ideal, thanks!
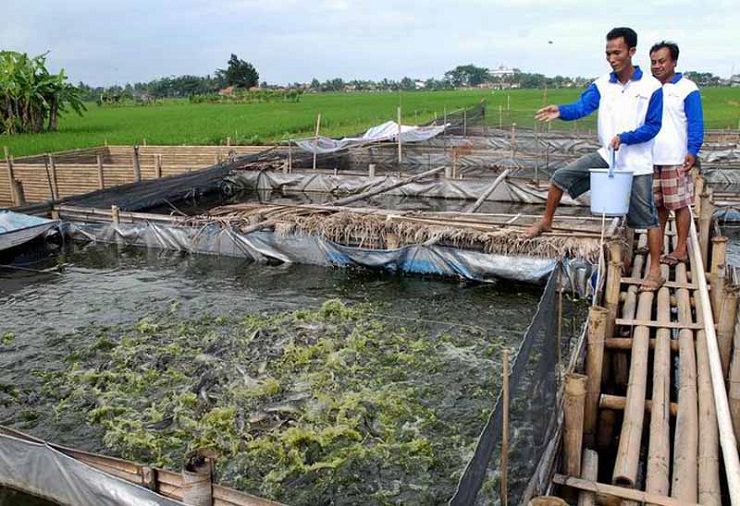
[653,164,694,210]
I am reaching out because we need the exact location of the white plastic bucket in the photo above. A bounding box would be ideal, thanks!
[589,167,634,216]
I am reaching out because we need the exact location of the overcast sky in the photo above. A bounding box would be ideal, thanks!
[3,0,738,86]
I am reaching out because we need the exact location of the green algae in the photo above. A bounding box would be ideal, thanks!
[42,299,508,505]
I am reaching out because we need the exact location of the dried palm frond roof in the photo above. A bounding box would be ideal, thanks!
[184,203,617,262]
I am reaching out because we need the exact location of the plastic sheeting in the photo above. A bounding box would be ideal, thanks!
[67,220,594,294]
[294,121,446,154]
[0,432,183,506]
[222,170,588,206]
[451,263,563,505]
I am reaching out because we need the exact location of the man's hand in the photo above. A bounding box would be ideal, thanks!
[609,135,622,151]
[535,105,560,122]
[682,153,696,174]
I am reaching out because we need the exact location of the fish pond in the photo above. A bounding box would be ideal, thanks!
[0,241,585,505]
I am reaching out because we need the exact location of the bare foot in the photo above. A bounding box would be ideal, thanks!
[522,220,552,239]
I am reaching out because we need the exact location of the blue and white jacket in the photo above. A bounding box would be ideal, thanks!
[653,73,703,165]
[558,66,663,176]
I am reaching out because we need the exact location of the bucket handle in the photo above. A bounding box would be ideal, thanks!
[608,148,616,178]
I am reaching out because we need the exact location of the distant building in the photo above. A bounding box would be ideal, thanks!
[218,86,236,96]
[731,74,740,87]
[489,65,517,78]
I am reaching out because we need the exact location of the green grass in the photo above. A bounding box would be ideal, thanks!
[2,87,738,158]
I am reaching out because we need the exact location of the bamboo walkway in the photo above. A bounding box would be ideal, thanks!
[549,189,740,506]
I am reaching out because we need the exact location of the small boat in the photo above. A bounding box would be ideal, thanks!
[0,210,59,252]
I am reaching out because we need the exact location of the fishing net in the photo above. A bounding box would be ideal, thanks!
[450,263,565,505]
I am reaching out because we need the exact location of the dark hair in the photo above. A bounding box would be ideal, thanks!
[606,27,638,49]
[650,41,680,61]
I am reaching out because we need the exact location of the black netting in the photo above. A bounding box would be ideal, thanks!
[450,263,561,505]
[63,149,280,211]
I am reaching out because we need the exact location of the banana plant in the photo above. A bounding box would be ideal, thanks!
[0,50,86,134]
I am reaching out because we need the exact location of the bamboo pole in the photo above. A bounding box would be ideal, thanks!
[646,262,671,498]
[673,253,698,502]
[578,449,598,506]
[599,394,678,417]
[96,154,105,189]
[181,449,214,506]
[719,287,738,379]
[465,169,511,213]
[687,208,740,504]
[695,293,722,506]
[698,192,713,270]
[564,373,588,477]
[729,303,740,442]
[710,236,727,322]
[397,106,403,164]
[331,165,445,206]
[605,337,678,352]
[584,305,608,446]
[501,349,510,506]
[612,282,652,487]
[614,233,647,389]
[312,113,321,171]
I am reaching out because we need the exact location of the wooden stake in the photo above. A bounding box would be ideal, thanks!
[312,113,321,171]
[155,154,163,179]
[96,154,105,190]
[501,349,510,506]
[111,205,120,225]
[48,154,59,200]
[368,164,375,178]
[564,373,588,477]
[4,146,17,206]
[584,305,608,446]
[132,145,142,182]
[498,105,503,129]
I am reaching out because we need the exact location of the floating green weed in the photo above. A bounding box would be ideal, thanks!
[43,299,504,505]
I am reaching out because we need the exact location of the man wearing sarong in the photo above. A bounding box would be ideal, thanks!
[649,41,704,266]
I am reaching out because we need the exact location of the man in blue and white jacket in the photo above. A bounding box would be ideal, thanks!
[525,27,665,291]
[650,41,704,266]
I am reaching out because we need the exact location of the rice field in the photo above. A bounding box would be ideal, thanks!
[1,87,738,159]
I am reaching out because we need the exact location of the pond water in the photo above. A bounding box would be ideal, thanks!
[0,239,582,505]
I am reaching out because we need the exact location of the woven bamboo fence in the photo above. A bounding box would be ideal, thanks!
[1,145,272,208]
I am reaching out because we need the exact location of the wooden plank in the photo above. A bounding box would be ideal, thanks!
[552,474,701,506]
